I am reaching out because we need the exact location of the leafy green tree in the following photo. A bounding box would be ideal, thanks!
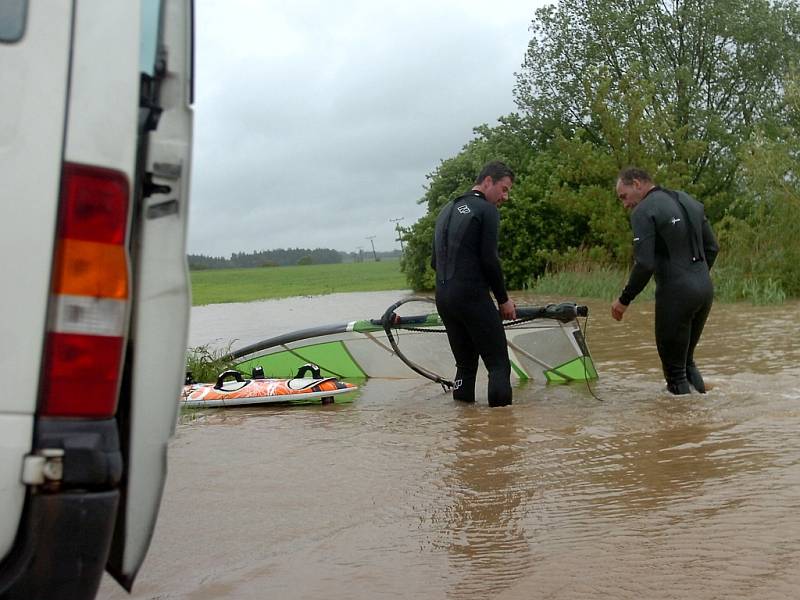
[514,0,800,219]
[402,116,539,290]
[403,116,626,290]
[404,0,800,296]
[714,71,800,300]
[497,146,602,288]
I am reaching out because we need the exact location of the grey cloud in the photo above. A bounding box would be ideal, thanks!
[188,0,543,256]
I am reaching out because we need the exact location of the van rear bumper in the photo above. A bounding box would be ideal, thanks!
[0,418,123,600]
[0,490,119,600]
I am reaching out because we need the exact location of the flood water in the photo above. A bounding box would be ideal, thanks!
[100,291,800,599]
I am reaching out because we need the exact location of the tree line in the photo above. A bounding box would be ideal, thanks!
[401,0,800,302]
[188,248,404,269]
[189,248,343,269]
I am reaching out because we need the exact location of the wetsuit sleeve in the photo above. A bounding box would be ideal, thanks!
[702,217,719,270]
[480,205,509,305]
[619,207,656,305]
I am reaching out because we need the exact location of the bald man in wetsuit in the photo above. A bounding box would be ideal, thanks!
[611,167,719,394]
[431,161,517,407]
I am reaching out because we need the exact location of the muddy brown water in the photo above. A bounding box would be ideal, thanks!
[100,291,800,599]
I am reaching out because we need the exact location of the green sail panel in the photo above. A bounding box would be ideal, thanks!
[510,360,529,381]
[544,356,598,383]
[235,340,367,379]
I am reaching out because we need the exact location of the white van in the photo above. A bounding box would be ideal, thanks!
[0,1,193,598]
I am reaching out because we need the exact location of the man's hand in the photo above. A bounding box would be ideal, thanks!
[611,299,627,321]
[499,299,516,321]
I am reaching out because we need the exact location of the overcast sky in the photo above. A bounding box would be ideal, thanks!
[188,0,549,257]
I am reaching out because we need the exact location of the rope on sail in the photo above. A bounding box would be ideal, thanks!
[380,297,454,391]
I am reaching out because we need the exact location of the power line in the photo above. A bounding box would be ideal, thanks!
[365,235,377,261]
[389,217,405,252]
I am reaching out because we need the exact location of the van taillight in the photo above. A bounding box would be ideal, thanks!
[40,163,130,417]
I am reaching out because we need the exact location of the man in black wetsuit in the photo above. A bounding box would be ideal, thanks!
[431,161,517,407]
[611,167,719,394]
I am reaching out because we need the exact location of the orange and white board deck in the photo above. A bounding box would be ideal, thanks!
[181,377,358,408]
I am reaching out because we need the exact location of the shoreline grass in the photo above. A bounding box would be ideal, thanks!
[529,266,655,302]
[530,266,787,304]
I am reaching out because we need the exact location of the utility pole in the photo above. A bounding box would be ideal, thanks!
[389,217,405,252]
[365,235,377,261]
[356,246,363,263]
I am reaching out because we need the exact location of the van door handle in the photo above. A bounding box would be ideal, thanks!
[143,177,171,198]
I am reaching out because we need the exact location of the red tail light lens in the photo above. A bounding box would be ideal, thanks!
[40,333,125,417]
[60,163,129,244]
[40,162,130,418]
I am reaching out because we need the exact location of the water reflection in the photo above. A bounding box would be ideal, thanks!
[572,415,756,516]
[430,407,532,598]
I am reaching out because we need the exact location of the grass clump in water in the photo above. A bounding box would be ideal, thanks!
[181,342,240,422]
[185,342,238,384]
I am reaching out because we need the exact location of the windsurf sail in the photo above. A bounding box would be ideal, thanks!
[228,297,597,385]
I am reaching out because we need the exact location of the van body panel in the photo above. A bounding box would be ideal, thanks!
[0,1,70,414]
[0,417,33,559]
[64,0,140,173]
[0,0,71,561]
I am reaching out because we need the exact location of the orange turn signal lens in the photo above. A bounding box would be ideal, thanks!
[51,239,129,299]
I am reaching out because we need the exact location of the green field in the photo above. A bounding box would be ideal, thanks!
[190,259,408,305]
